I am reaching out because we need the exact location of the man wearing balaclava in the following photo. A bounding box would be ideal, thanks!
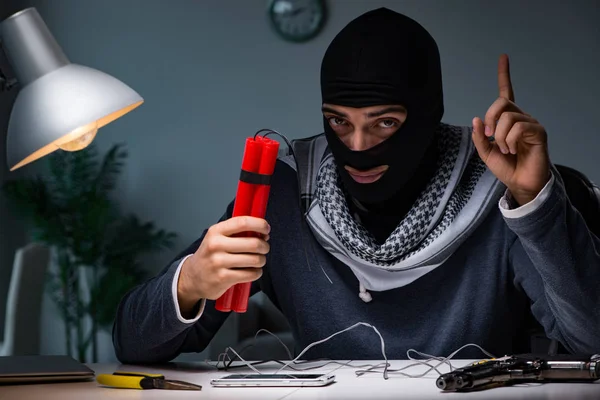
[113,8,600,364]
[319,7,444,245]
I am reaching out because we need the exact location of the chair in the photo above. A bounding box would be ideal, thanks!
[555,164,600,236]
[0,242,50,356]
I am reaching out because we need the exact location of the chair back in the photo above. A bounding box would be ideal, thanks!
[1,242,50,356]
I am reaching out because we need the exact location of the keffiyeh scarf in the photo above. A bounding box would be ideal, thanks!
[280,123,505,297]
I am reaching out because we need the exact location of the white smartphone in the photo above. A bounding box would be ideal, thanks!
[210,373,336,387]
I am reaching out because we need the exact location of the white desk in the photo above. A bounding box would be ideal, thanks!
[1,360,599,399]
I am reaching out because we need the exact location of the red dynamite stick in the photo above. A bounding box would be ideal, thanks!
[231,137,280,312]
[215,137,263,312]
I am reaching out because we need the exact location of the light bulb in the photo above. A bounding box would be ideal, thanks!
[58,121,98,152]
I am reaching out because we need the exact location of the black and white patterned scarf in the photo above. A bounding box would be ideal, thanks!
[280,123,505,297]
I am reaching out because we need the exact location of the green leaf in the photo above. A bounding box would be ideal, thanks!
[1,142,178,347]
[94,143,128,196]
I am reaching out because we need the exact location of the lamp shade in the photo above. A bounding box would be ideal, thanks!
[0,7,143,171]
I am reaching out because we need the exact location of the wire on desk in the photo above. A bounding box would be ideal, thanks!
[212,328,379,373]
[208,322,496,382]
[274,322,389,377]
[355,344,496,378]
[210,323,390,378]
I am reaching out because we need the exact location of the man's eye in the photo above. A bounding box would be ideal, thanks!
[379,119,397,128]
[329,117,346,126]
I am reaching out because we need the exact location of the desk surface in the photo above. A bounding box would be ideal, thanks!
[1,360,599,399]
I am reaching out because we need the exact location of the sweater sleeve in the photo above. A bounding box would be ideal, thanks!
[507,172,600,354]
[112,200,262,364]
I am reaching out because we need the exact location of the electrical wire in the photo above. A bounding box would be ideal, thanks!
[219,132,497,381]
[211,322,496,382]
[254,129,333,283]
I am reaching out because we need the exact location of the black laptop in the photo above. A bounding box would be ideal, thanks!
[0,355,95,384]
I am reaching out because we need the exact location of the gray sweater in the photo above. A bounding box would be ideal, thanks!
[112,156,600,364]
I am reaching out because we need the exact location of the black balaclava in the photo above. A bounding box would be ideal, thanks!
[320,7,444,210]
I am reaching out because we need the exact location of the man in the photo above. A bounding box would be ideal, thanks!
[113,8,600,364]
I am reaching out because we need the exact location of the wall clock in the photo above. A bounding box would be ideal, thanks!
[268,0,327,43]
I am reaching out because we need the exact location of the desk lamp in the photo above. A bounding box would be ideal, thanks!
[0,7,143,171]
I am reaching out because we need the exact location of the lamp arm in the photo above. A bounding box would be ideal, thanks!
[0,40,18,92]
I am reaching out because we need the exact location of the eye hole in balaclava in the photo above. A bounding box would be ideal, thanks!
[320,7,444,205]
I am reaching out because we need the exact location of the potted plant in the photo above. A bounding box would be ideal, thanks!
[2,143,177,362]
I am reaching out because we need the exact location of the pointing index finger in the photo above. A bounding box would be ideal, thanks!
[498,54,515,102]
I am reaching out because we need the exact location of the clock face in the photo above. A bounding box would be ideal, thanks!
[268,0,327,42]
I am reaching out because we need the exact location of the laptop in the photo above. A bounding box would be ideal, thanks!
[0,355,95,384]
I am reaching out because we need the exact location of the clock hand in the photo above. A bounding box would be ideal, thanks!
[290,7,305,16]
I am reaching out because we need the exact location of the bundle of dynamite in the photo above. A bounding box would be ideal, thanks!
[215,134,280,313]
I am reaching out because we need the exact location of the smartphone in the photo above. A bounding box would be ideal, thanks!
[210,373,336,387]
